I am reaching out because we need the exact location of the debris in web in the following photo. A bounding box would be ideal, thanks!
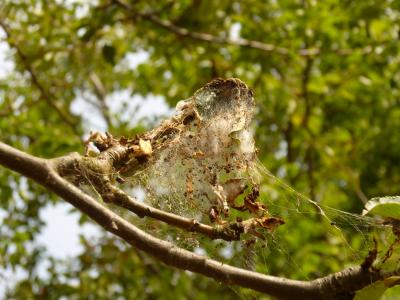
[120,78,284,238]
[79,78,398,277]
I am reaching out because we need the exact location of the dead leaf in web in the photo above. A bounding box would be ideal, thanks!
[241,216,284,239]
[255,216,285,232]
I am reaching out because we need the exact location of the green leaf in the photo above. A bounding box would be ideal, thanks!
[355,277,400,300]
[102,44,116,65]
[362,196,400,219]
[354,281,387,300]
[81,27,96,42]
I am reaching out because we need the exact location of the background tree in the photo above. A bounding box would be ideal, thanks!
[1,0,400,299]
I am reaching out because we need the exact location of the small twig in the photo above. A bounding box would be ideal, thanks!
[305,145,316,201]
[299,54,316,201]
[300,57,313,128]
[361,238,378,271]
[89,72,113,129]
[110,186,243,241]
[381,238,400,265]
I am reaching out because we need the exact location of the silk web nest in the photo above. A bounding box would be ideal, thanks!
[125,79,283,235]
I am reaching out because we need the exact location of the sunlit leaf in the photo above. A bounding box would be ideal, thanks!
[363,197,400,220]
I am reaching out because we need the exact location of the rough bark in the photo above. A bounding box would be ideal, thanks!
[0,79,397,299]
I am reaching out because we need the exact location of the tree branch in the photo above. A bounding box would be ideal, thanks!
[0,20,81,137]
[1,140,395,299]
[89,72,113,129]
[52,141,243,241]
[52,130,245,241]
[113,0,379,57]
[299,55,317,201]
[1,78,398,299]
[109,186,243,241]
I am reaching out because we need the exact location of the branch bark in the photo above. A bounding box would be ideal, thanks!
[1,140,395,300]
[0,79,397,299]
[53,142,242,241]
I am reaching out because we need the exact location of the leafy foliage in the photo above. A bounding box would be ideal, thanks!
[1,0,400,298]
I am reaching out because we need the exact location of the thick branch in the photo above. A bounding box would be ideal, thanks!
[0,140,397,299]
[0,141,311,298]
[51,139,243,241]
[1,78,398,298]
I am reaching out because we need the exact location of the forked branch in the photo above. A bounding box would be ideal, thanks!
[0,140,396,300]
[0,79,398,299]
